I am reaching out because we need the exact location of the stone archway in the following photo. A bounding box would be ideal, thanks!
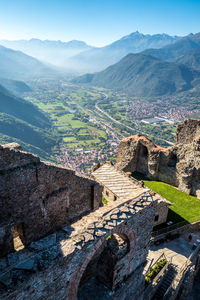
[67,226,136,300]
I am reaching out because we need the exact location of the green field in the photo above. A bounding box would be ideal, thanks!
[32,99,107,150]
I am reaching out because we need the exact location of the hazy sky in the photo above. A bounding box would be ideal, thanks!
[0,0,199,46]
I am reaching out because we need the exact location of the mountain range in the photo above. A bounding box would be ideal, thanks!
[72,33,200,97]
[0,39,93,68]
[0,32,180,72]
[67,32,181,72]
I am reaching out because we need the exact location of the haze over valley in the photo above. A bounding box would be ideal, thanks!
[0,32,181,72]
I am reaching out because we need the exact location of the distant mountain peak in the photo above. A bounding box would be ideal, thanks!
[120,31,181,42]
[121,31,144,40]
[130,31,142,36]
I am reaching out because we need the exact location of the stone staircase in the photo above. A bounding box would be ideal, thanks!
[152,264,178,300]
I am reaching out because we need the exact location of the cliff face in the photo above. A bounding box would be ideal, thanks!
[116,119,200,199]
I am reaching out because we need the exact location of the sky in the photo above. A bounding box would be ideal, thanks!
[0,0,200,46]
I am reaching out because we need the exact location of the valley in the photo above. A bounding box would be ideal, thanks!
[1,32,200,175]
[24,79,199,175]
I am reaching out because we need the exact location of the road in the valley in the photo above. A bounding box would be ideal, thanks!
[95,92,174,146]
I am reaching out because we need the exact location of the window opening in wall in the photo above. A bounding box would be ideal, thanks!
[114,195,117,201]
[106,191,109,197]
[167,153,178,168]
[137,144,149,175]
[11,224,25,251]
[141,145,148,157]
[91,185,95,210]
[154,215,159,222]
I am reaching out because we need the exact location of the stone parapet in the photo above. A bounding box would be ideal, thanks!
[0,191,157,300]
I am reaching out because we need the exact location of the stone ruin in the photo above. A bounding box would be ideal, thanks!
[116,119,200,199]
[0,143,102,258]
[91,162,172,227]
[0,142,157,299]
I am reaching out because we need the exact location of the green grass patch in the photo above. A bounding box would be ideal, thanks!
[132,172,200,224]
[144,180,200,223]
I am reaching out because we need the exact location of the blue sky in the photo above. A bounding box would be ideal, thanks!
[0,0,199,46]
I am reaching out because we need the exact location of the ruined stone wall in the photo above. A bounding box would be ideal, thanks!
[0,143,102,257]
[116,119,200,199]
[154,202,169,226]
[0,191,157,300]
[176,119,200,144]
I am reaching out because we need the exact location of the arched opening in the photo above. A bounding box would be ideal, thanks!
[78,233,129,300]
[141,145,148,158]
[167,153,178,168]
[136,144,149,175]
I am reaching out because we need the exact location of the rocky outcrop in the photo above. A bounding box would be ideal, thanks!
[116,119,200,199]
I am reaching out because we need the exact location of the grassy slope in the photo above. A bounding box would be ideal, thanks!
[132,172,200,224]
[145,180,200,223]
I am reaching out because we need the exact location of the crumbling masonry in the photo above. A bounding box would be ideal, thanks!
[0,143,157,300]
[116,119,200,199]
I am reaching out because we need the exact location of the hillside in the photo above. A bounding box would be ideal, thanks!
[0,78,31,96]
[0,85,50,128]
[176,48,200,71]
[72,53,200,97]
[0,45,56,80]
[0,113,57,157]
[67,32,180,72]
[0,85,58,159]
